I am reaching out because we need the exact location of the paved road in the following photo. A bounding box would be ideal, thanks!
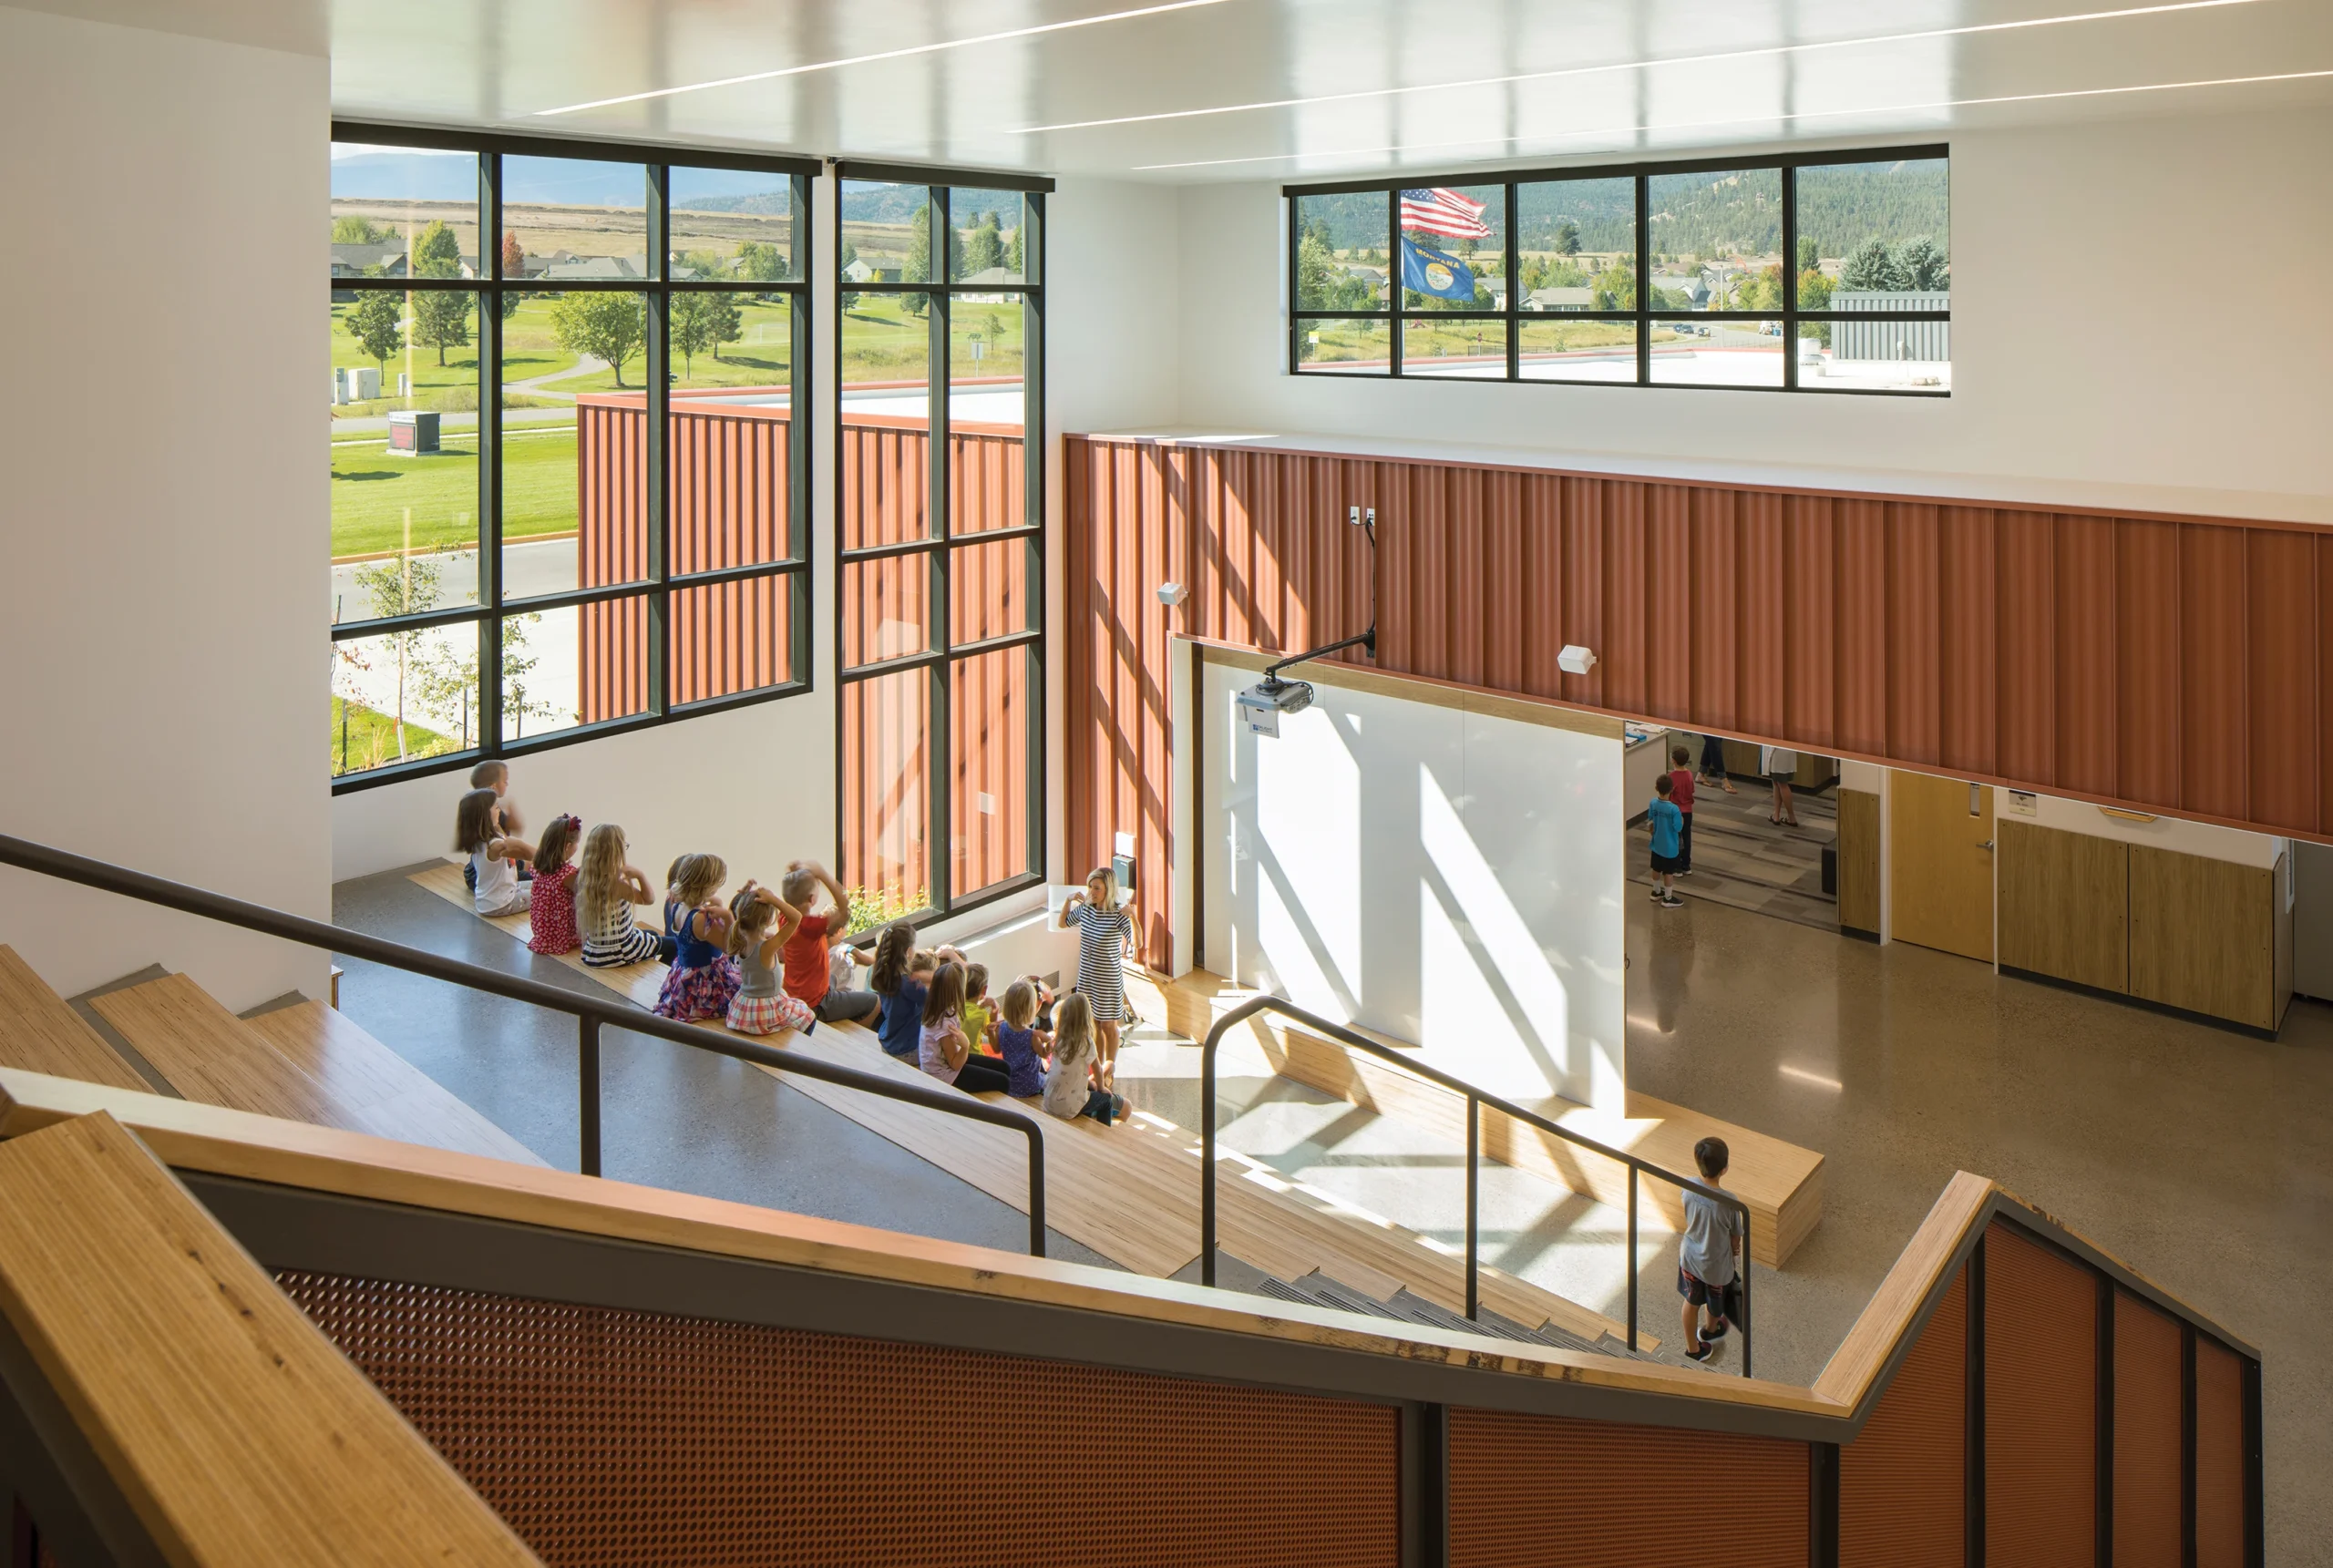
[331,537,579,624]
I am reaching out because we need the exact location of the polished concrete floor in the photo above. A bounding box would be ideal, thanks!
[334,861,2328,1555]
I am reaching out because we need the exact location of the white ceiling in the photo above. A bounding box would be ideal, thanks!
[322,0,2333,180]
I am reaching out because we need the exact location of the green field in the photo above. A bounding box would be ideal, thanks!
[330,694,457,777]
[330,425,577,558]
[331,296,582,421]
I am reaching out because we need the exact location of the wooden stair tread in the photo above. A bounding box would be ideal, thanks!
[415,868,1646,1348]
[0,945,150,1092]
[92,974,345,1125]
[243,1001,547,1168]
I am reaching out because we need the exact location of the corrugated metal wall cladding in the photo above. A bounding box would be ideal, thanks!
[1984,1224,2098,1567]
[1064,436,2333,964]
[1840,1268,1966,1568]
[2113,1291,2184,1568]
[2194,1339,2246,1568]
[1448,1409,1809,1568]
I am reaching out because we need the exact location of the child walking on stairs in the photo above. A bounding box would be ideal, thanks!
[725,883,816,1037]
[653,855,741,1022]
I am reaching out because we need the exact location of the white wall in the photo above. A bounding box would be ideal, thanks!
[1201,661,1628,1110]
[1170,107,2333,521]
[0,6,328,1009]
[2000,787,2281,868]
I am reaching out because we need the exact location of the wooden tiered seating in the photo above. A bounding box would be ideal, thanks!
[244,999,542,1166]
[0,944,151,1091]
[1136,967,1826,1267]
[407,861,1645,1346]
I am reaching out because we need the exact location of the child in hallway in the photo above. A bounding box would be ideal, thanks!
[993,979,1050,1100]
[1042,993,1127,1125]
[653,855,740,1022]
[525,815,584,955]
[1058,866,1135,1089]
[1678,1137,1743,1365]
[869,922,932,1060]
[576,824,675,968]
[777,860,882,1025]
[1647,775,1685,909]
[455,789,535,917]
[919,960,1012,1093]
[725,882,817,1037]
[1667,744,1697,876]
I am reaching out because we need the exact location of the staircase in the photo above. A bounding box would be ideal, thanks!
[1208,1250,1654,1360]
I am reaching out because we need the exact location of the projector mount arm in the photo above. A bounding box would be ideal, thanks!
[1256,507,1378,692]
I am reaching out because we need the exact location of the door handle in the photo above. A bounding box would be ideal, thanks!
[1978,840,1995,852]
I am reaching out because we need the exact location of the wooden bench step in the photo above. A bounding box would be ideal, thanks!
[243,1001,546,1168]
[92,974,349,1125]
[0,946,153,1093]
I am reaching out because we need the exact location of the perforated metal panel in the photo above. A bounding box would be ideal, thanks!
[1985,1225,2097,1568]
[2194,1338,2246,1568]
[279,1271,1399,1568]
[1840,1267,1965,1567]
[2113,1291,2183,1568]
[1448,1408,1808,1568]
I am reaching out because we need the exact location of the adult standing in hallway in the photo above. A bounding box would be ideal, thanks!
[1697,733,1738,795]
[1761,746,1799,828]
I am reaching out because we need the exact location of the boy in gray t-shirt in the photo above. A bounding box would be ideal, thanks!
[1678,1136,1742,1366]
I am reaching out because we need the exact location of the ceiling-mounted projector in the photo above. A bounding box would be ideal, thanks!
[1236,675,1314,737]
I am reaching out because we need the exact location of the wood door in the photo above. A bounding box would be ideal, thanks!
[1889,770,1996,963]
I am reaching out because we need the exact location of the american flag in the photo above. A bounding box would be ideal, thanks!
[1400,187,1491,241]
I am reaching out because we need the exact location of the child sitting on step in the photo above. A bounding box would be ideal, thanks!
[919,960,1012,1094]
[994,979,1050,1100]
[576,824,674,968]
[869,922,931,1060]
[961,962,995,1052]
[653,855,741,1022]
[1042,993,1127,1126]
[525,815,584,956]
[455,789,534,917]
[725,882,816,1037]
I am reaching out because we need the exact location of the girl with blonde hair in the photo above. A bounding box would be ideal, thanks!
[1041,992,1127,1125]
[653,854,740,1021]
[577,824,673,968]
[1057,865,1135,1088]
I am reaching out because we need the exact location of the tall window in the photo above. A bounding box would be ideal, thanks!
[835,169,1046,924]
[1289,146,1948,395]
[329,128,814,784]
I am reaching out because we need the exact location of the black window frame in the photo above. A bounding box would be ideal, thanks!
[329,120,819,794]
[1286,143,1949,396]
[832,160,1051,930]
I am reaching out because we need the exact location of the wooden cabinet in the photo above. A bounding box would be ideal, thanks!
[1837,790,1881,937]
[2129,845,2279,1031]
[1998,820,2128,993]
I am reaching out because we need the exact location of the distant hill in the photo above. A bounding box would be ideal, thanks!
[837,182,1026,226]
[1299,159,1948,262]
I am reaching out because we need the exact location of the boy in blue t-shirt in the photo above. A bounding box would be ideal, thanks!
[1647,774,1685,909]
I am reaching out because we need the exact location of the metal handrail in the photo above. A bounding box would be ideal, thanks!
[0,832,1048,1256]
[1198,994,1752,1375]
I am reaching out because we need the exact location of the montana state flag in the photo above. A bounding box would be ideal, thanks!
[1400,236,1476,302]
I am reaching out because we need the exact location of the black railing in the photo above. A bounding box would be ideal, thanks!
[0,833,1048,1256]
[1198,995,1753,1374]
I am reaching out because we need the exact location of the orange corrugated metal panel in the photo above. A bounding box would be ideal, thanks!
[951,647,1029,897]
[1737,490,1785,738]
[1996,510,2057,787]
[1783,496,1836,747]
[1060,436,2333,968]
[2112,1290,2182,1568]
[284,1269,1398,1568]
[1448,1408,1808,1568]
[2246,529,2318,831]
[1937,507,1997,776]
[2194,1338,2246,1568]
[1840,1266,1965,1568]
[1985,1223,2097,1567]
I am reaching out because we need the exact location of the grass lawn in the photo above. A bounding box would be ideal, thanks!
[837,293,1025,385]
[331,296,583,424]
[330,425,580,559]
[331,694,459,777]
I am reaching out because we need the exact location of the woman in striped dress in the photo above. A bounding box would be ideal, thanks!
[1058,866,1135,1090]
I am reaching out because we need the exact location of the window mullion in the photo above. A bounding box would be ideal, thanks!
[478,149,505,750]
[645,163,670,717]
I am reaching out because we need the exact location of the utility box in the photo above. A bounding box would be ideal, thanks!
[386,410,440,454]
[338,366,380,402]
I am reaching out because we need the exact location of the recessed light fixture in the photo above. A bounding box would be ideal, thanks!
[1133,67,2333,171]
[1016,0,2265,136]
[534,0,1237,118]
